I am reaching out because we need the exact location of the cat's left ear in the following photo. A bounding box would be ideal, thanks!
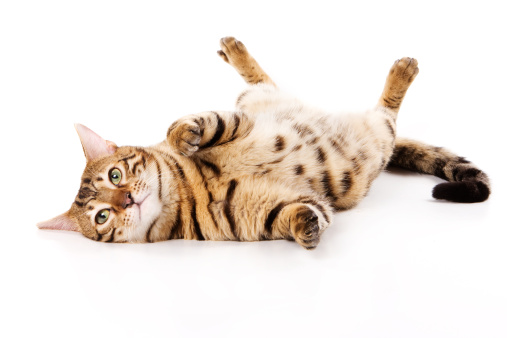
[75,124,117,162]
[37,212,80,232]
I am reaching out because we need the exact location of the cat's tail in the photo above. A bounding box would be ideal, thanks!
[388,137,490,203]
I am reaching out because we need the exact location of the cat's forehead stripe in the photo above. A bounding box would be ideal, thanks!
[119,154,136,168]
[74,182,98,208]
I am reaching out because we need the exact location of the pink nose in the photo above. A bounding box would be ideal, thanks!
[122,192,134,209]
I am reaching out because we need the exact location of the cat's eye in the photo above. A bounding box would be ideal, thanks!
[109,168,122,185]
[95,209,110,224]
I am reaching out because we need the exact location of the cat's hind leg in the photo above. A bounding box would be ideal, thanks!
[218,36,276,86]
[267,201,332,250]
[378,57,419,115]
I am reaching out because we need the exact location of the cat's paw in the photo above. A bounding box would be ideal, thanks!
[217,36,248,65]
[389,57,419,85]
[167,117,202,157]
[292,207,321,250]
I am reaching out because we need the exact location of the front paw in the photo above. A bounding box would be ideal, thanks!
[167,117,202,156]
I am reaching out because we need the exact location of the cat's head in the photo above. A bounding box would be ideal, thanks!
[37,125,166,243]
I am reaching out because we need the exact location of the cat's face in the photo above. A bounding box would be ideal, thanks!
[38,125,164,243]
[71,147,163,242]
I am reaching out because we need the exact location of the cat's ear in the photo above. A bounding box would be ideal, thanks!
[37,212,80,232]
[74,124,117,162]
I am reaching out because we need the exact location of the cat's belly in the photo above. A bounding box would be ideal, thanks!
[196,110,391,211]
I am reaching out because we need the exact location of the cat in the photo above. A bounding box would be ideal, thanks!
[37,37,490,249]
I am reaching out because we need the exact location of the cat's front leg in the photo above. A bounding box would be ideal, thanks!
[217,36,276,86]
[167,111,251,156]
[166,115,202,156]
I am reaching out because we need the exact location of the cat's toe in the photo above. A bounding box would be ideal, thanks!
[217,50,229,63]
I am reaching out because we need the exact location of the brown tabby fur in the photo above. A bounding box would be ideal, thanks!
[38,37,490,249]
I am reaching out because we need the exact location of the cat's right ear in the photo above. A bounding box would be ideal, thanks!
[37,212,80,232]
[74,124,117,162]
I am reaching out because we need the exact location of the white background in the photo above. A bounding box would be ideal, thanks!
[1,1,506,337]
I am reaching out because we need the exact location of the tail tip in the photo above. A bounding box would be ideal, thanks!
[432,181,490,203]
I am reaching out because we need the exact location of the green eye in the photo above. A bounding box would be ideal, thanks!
[109,168,122,185]
[95,209,110,224]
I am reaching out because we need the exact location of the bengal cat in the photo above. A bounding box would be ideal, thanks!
[38,37,490,249]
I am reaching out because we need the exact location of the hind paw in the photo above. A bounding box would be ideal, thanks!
[292,207,322,250]
[389,57,419,86]
[218,37,248,65]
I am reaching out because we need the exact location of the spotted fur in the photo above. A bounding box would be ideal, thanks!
[37,37,490,249]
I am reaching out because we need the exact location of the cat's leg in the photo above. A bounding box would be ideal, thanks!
[266,200,332,250]
[218,36,276,86]
[167,111,252,156]
[378,57,419,115]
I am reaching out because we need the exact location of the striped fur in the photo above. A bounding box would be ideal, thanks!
[38,37,490,249]
[389,138,490,203]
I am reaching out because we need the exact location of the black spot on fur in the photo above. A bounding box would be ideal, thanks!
[306,137,318,146]
[316,147,327,163]
[274,135,286,152]
[329,138,346,157]
[294,165,305,175]
[358,150,368,161]
[292,123,313,137]
[320,171,337,202]
[341,171,352,195]
[265,157,286,165]
[292,144,302,152]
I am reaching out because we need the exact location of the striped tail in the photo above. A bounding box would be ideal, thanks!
[388,138,490,203]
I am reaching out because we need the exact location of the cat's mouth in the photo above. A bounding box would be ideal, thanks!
[133,193,150,219]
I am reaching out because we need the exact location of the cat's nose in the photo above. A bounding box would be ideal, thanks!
[122,192,134,209]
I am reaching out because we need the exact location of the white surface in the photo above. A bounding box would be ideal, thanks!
[1,1,506,337]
